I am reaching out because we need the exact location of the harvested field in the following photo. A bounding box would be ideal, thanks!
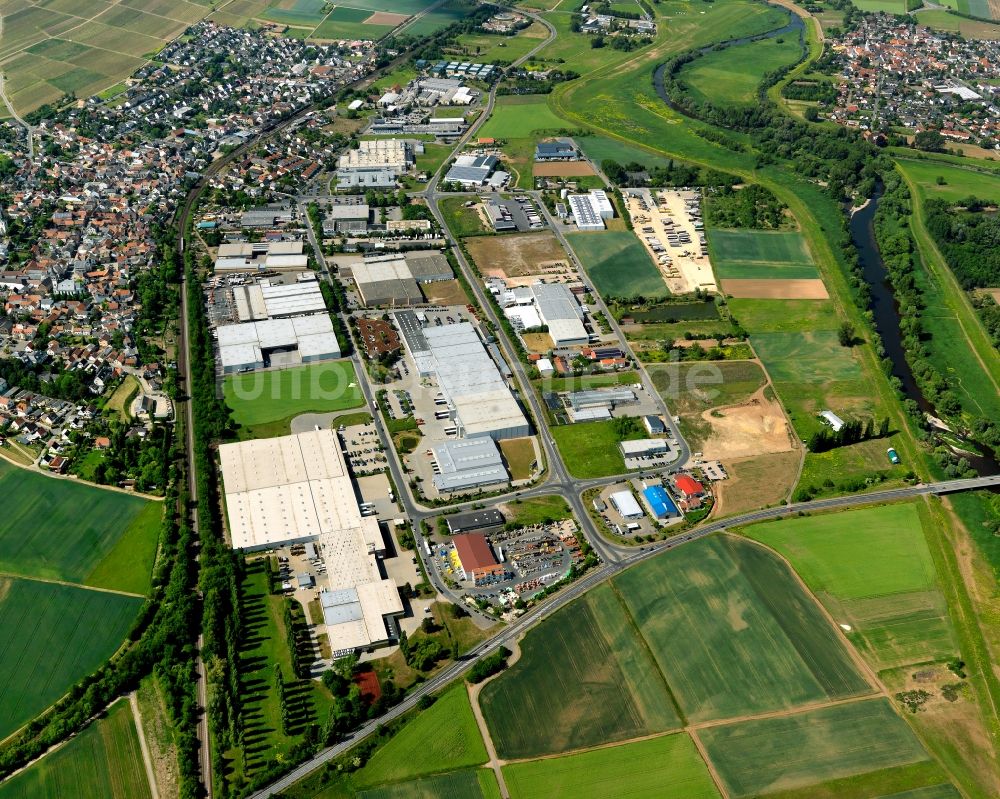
[365,11,409,24]
[480,583,680,759]
[713,451,801,517]
[722,278,829,299]
[699,699,943,799]
[698,388,796,460]
[532,161,596,177]
[614,535,871,724]
[520,332,554,352]
[649,360,767,416]
[464,232,569,279]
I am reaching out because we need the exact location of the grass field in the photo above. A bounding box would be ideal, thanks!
[498,437,535,480]
[405,0,476,36]
[615,535,871,723]
[550,418,644,478]
[680,35,804,107]
[896,159,1000,206]
[564,231,668,300]
[477,95,571,140]
[223,362,363,428]
[453,21,549,63]
[440,196,488,237]
[357,770,500,799]
[354,684,488,787]
[710,229,819,280]
[503,495,572,526]
[481,583,680,759]
[648,360,766,416]
[502,733,720,799]
[575,135,675,172]
[746,503,957,670]
[0,699,151,799]
[0,459,160,593]
[0,576,143,740]
[699,699,945,799]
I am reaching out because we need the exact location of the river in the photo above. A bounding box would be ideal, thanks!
[851,189,1000,476]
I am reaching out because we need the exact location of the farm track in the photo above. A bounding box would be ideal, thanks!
[129,692,160,799]
[0,571,144,599]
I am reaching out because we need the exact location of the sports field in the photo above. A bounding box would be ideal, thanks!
[564,231,668,300]
[0,698,151,799]
[709,229,818,280]
[502,733,720,799]
[680,35,804,107]
[223,362,363,428]
[357,769,501,799]
[0,577,143,740]
[354,685,488,787]
[746,503,957,670]
[480,583,680,759]
[0,459,160,592]
[699,699,945,798]
[615,535,871,723]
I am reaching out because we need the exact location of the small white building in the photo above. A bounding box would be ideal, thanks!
[819,410,845,432]
[610,490,644,520]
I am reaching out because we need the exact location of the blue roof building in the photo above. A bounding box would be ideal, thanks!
[643,485,679,520]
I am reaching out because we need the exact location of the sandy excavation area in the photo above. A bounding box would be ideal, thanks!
[699,388,797,460]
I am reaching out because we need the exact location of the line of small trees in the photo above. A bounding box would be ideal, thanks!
[808,416,889,453]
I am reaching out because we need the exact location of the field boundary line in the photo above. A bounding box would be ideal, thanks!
[687,691,878,732]
[607,581,688,725]
[130,691,160,799]
[466,641,522,799]
[0,571,146,599]
[688,728,730,799]
[734,535,885,694]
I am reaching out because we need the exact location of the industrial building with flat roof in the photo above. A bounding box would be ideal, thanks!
[431,437,509,492]
[643,484,680,520]
[214,240,307,272]
[445,154,501,187]
[420,322,530,440]
[610,490,644,520]
[218,429,403,654]
[217,313,341,373]
[620,438,675,470]
[350,252,453,307]
[568,190,615,231]
[531,283,588,347]
[446,508,506,534]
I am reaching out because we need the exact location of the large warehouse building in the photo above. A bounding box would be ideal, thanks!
[568,190,615,231]
[503,282,588,347]
[217,314,340,373]
[431,437,509,492]
[232,280,327,322]
[218,429,404,654]
[350,252,453,307]
[214,240,307,272]
[421,322,529,440]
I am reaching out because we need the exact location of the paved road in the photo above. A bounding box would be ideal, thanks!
[248,471,1000,798]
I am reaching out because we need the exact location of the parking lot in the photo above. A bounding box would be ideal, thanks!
[340,420,389,477]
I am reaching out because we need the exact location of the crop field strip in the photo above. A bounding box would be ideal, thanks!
[480,583,680,759]
[0,576,143,740]
[356,769,502,799]
[746,503,958,671]
[564,231,669,299]
[0,697,152,799]
[501,733,721,799]
[613,535,873,723]
[698,698,950,799]
[0,458,159,591]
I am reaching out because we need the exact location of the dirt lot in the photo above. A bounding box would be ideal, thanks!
[699,387,797,460]
[712,450,801,517]
[722,278,829,299]
[365,11,409,24]
[422,279,469,306]
[521,331,554,352]
[465,231,570,279]
[533,161,597,177]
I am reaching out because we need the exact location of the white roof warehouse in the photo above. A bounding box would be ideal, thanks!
[218,429,403,654]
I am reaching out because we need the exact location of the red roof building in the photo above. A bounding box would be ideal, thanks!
[675,475,704,498]
[452,533,509,586]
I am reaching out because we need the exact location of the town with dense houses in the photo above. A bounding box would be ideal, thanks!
[830,15,1000,148]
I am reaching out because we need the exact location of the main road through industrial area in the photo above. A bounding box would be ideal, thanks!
[175,9,1000,798]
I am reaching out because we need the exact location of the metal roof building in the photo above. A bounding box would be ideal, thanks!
[217,313,340,373]
[643,484,680,520]
[567,387,637,410]
[423,322,529,440]
[531,283,588,347]
[445,154,499,187]
[446,508,506,534]
[610,490,644,520]
[219,429,403,654]
[432,437,509,492]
